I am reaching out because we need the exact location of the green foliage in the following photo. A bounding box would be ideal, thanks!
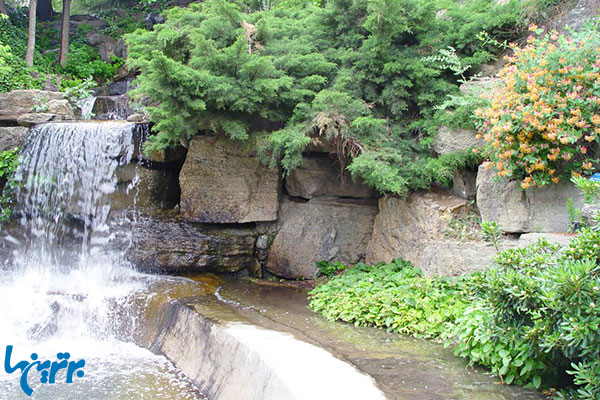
[480,219,502,251]
[475,23,600,189]
[0,148,19,223]
[310,227,600,396]
[443,202,481,241]
[309,259,467,339]
[316,260,347,277]
[127,0,529,196]
[572,176,600,204]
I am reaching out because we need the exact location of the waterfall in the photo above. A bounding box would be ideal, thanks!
[79,97,97,120]
[0,122,201,399]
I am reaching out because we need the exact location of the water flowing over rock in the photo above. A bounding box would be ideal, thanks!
[180,135,280,223]
[267,196,377,279]
[476,165,583,232]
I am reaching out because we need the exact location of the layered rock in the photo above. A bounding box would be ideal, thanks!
[180,135,280,223]
[267,196,377,279]
[0,90,74,124]
[0,127,29,152]
[433,126,486,155]
[476,165,583,233]
[285,155,375,199]
[124,217,256,273]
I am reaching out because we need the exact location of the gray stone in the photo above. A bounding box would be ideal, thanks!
[0,90,67,123]
[433,126,486,155]
[366,191,469,271]
[46,99,75,118]
[93,95,134,120]
[144,12,166,30]
[256,235,270,250]
[126,113,148,123]
[285,155,375,199]
[110,164,180,215]
[451,169,477,200]
[267,197,377,279]
[109,79,134,96]
[180,135,280,223]
[0,127,28,152]
[123,216,256,273]
[555,0,599,33]
[17,113,55,126]
[582,203,600,226]
[476,165,583,233]
[518,232,574,247]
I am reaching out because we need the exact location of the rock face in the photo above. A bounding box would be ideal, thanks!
[433,126,486,155]
[476,165,583,233]
[451,169,477,200]
[555,0,599,32]
[110,164,180,215]
[0,90,73,124]
[0,127,29,152]
[285,155,375,199]
[267,197,377,279]
[366,191,474,273]
[180,135,280,223]
[93,95,134,120]
[124,217,256,273]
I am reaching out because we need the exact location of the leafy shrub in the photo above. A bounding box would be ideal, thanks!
[571,175,600,204]
[316,260,347,277]
[0,148,19,223]
[126,0,527,196]
[475,23,600,189]
[309,259,467,339]
[310,229,600,396]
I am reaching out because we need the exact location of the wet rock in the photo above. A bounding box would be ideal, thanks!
[93,95,134,120]
[124,217,256,273]
[476,165,583,233]
[433,126,485,155]
[285,155,375,199]
[17,113,57,126]
[110,164,180,215]
[109,79,134,96]
[0,90,69,123]
[256,235,269,250]
[0,127,29,152]
[180,135,280,223]
[267,197,377,279]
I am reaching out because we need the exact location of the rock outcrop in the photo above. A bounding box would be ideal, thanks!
[180,135,280,223]
[285,155,375,199]
[0,127,29,152]
[433,126,486,155]
[476,165,583,233]
[0,90,74,124]
[267,196,377,279]
[124,217,256,273]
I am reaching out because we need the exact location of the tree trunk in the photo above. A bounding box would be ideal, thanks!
[58,0,71,68]
[36,0,53,22]
[25,0,37,68]
[0,0,8,16]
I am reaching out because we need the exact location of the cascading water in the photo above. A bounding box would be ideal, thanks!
[0,122,202,399]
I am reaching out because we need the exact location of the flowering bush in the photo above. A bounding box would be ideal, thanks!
[475,23,600,189]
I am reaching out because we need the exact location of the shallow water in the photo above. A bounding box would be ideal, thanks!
[0,122,203,399]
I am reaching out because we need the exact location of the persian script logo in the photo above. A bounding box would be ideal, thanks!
[3,345,86,396]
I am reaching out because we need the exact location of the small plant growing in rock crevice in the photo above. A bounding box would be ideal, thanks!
[481,220,502,251]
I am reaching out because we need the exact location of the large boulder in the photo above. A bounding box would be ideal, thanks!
[93,95,134,120]
[555,0,599,33]
[433,126,486,155]
[123,217,256,274]
[0,127,29,152]
[0,90,72,124]
[180,135,280,223]
[266,196,377,279]
[285,155,375,199]
[476,165,583,233]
